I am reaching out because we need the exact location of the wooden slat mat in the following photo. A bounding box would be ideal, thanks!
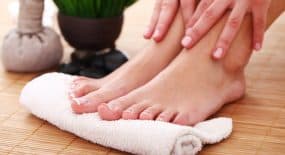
[0,1,285,154]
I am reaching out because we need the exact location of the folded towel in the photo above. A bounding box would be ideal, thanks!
[19,73,233,155]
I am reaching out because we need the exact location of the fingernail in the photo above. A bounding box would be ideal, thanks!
[144,27,152,37]
[181,36,192,47]
[153,29,160,38]
[255,43,262,51]
[213,48,224,59]
[74,98,89,105]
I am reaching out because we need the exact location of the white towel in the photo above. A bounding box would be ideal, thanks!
[19,73,233,155]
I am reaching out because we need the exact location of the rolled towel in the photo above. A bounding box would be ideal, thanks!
[19,73,233,155]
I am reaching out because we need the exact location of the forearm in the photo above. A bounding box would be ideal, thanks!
[266,0,285,29]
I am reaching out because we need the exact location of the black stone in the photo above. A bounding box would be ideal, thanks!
[58,62,81,75]
[58,48,128,78]
[71,51,96,66]
[79,67,107,78]
[104,49,128,72]
[90,55,106,68]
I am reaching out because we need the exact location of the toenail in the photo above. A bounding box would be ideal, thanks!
[74,98,89,105]
[141,111,152,117]
[68,91,76,98]
[124,108,134,114]
[107,104,121,112]
[156,117,164,121]
[70,83,77,89]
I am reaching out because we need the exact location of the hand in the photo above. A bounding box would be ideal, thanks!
[144,0,195,42]
[181,0,271,59]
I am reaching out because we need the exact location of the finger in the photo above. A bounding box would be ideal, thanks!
[182,0,231,48]
[180,0,195,26]
[213,1,248,59]
[153,0,179,42]
[252,2,270,51]
[144,0,163,39]
[186,0,214,28]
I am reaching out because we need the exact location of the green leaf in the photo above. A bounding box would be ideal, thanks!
[53,0,137,18]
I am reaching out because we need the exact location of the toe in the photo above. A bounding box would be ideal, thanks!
[172,112,200,126]
[98,97,134,120]
[122,102,149,120]
[70,82,99,98]
[139,105,163,120]
[70,77,101,98]
[70,98,84,114]
[71,97,99,114]
[156,109,177,122]
[71,88,114,114]
[97,104,115,120]
[172,113,190,126]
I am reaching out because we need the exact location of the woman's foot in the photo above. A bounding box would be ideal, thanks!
[97,50,246,125]
[97,13,254,125]
[70,13,185,114]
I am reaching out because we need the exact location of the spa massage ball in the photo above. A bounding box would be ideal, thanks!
[1,0,63,72]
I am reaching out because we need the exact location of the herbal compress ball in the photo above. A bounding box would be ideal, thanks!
[1,0,63,72]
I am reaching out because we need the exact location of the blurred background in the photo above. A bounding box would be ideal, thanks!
[0,0,152,67]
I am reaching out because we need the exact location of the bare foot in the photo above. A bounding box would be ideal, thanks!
[97,13,254,125]
[70,13,185,114]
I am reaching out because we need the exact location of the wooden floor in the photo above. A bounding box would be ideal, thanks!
[0,1,285,154]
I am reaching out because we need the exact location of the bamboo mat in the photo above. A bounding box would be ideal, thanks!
[0,0,285,154]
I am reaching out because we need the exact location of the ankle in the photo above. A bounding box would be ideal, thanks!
[224,71,246,102]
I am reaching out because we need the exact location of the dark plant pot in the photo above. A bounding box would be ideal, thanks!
[57,14,128,78]
[58,13,123,51]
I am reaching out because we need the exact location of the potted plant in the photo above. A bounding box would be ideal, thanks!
[53,0,137,78]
